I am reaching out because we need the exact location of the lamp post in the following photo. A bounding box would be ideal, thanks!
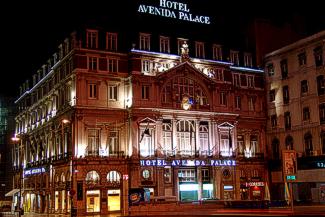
[11,136,21,217]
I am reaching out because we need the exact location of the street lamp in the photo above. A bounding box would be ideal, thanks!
[11,136,22,217]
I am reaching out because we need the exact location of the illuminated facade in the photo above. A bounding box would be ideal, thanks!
[12,28,267,215]
[265,30,325,202]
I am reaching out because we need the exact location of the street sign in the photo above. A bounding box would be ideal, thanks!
[286,175,296,181]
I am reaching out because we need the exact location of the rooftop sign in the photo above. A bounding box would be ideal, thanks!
[138,0,211,24]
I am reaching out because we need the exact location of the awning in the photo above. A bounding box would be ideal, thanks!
[5,189,20,197]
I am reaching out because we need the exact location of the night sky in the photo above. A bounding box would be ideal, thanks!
[1,0,324,98]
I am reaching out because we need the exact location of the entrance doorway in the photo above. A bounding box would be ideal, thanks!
[86,190,100,213]
[107,189,120,211]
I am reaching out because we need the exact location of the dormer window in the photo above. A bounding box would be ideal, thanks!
[244,53,252,67]
[160,36,170,53]
[195,42,205,58]
[86,30,98,49]
[230,50,239,65]
[140,33,151,51]
[212,44,222,61]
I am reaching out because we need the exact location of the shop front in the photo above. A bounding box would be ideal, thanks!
[86,190,100,213]
[107,189,120,211]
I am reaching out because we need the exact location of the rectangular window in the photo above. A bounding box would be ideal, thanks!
[303,107,310,121]
[108,59,118,72]
[267,63,274,76]
[212,44,222,61]
[86,30,98,49]
[283,86,289,104]
[284,111,291,130]
[106,32,117,51]
[215,69,224,81]
[89,57,98,71]
[247,75,254,88]
[271,115,277,127]
[235,96,241,109]
[160,36,170,53]
[301,80,308,95]
[298,52,306,66]
[87,129,100,156]
[109,85,118,101]
[195,42,205,58]
[281,59,288,79]
[269,89,275,102]
[220,92,227,106]
[233,74,240,87]
[164,166,172,183]
[142,85,150,100]
[319,104,325,124]
[140,33,150,50]
[201,168,210,182]
[108,131,119,155]
[88,83,97,99]
[230,50,239,65]
[314,46,323,67]
[248,96,255,111]
[244,53,252,67]
[317,75,325,95]
[178,169,196,182]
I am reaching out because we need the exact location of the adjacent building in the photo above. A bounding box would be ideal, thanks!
[11,27,267,215]
[265,30,325,203]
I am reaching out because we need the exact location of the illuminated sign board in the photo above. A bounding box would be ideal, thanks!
[286,175,296,181]
[140,159,236,167]
[24,167,46,176]
[138,0,211,24]
[245,182,265,187]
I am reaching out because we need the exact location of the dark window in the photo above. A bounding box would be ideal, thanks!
[267,63,274,76]
[142,85,150,99]
[314,46,323,67]
[271,115,277,128]
[301,80,308,95]
[298,52,306,66]
[320,104,325,124]
[280,59,288,79]
[283,86,289,104]
[303,107,310,121]
[285,135,293,150]
[235,96,241,109]
[269,89,275,102]
[321,132,325,154]
[304,133,313,156]
[284,111,291,130]
[272,138,280,159]
[317,75,325,95]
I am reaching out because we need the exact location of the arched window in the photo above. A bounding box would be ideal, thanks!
[162,120,172,155]
[272,138,280,159]
[199,122,209,155]
[107,171,121,183]
[85,170,100,184]
[176,120,195,155]
[61,172,65,183]
[285,135,293,150]
[304,132,313,156]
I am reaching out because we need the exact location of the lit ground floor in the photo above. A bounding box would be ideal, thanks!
[10,158,267,215]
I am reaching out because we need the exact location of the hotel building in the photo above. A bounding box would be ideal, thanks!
[11,27,267,215]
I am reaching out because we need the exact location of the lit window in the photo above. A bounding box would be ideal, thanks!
[195,41,205,58]
[212,44,222,61]
[139,33,150,50]
[86,30,98,49]
[230,50,239,65]
[160,36,170,53]
[109,85,118,101]
[106,32,117,51]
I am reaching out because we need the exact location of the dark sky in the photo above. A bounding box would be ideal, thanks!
[2,0,324,98]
